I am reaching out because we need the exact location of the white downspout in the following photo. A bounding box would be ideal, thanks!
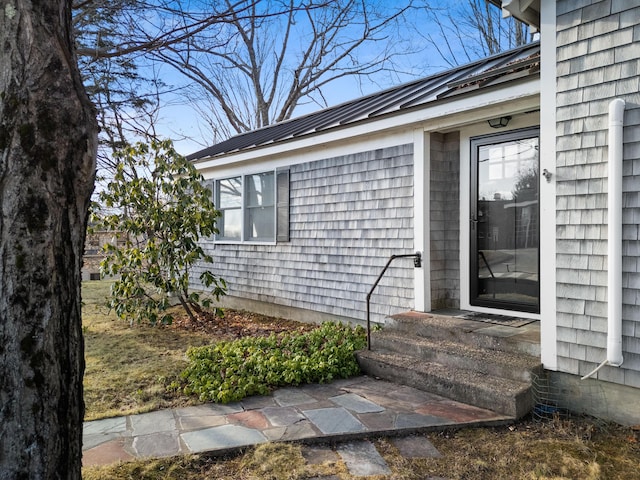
[606,98,625,367]
[582,98,625,380]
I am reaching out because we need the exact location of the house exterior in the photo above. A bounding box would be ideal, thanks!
[82,230,124,281]
[189,0,640,425]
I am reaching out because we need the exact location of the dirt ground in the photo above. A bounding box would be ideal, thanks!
[169,309,316,338]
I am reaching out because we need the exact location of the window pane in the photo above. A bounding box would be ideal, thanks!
[246,172,274,208]
[218,177,242,209]
[246,206,275,241]
[220,208,241,240]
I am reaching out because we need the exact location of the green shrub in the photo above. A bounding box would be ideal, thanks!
[181,322,366,403]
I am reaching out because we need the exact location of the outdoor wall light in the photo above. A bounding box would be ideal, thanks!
[487,116,511,128]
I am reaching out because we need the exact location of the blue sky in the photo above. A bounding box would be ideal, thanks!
[147,1,523,156]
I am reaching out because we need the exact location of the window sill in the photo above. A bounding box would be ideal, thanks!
[214,240,277,246]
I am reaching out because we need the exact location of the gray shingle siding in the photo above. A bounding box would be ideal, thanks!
[193,145,415,325]
[430,131,460,309]
[556,0,640,386]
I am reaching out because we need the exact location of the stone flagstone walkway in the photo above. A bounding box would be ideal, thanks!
[83,375,511,469]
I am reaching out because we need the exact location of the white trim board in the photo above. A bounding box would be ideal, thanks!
[538,0,557,370]
[413,129,431,312]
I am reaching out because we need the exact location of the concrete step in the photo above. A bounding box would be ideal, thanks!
[357,311,541,419]
[385,311,540,357]
[356,349,534,419]
[370,331,542,383]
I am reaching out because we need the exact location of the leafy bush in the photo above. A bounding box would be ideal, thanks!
[92,139,225,325]
[180,322,366,403]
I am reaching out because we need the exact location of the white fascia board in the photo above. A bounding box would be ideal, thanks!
[195,79,539,178]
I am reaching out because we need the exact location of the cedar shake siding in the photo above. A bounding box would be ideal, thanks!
[555,0,640,387]
[430,131,461,310]
[193,145,415,325]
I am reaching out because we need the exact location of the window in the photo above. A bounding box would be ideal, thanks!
[215,168,289,243]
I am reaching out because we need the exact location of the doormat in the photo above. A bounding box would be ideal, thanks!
[456,312,536,328]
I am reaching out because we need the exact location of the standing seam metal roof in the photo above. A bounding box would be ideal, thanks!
[188,42,540,161]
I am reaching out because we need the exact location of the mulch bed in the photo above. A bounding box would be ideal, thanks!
[170,309,316,339]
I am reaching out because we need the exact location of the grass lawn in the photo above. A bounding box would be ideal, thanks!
[81,280,640,479]
[82,280,213,420]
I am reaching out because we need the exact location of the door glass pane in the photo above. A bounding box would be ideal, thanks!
[473,136,539,312]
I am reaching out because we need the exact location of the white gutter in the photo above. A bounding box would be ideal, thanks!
[582,98,625,380]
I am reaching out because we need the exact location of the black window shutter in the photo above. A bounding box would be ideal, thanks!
[203,178,216,240]
[276,168,290,242]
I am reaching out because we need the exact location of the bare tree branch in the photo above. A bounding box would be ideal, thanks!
[416,0,532,68]
[75,0,255,59]
[148,0,416,139]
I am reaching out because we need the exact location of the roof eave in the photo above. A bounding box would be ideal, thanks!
[189,42,540,162]
[192,71,540,168]
[492,0,541,32]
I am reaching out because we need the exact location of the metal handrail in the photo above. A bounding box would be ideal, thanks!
[366,252,421,350]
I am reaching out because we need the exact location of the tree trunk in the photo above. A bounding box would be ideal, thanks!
[0,1,98,478]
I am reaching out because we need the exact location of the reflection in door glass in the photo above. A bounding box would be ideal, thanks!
[473,136,539,312]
